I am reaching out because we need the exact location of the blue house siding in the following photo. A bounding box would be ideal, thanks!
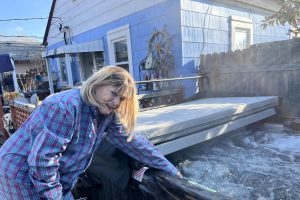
[181,0,290,66]
[46,0,291,99]
[180,0,290,97]
[47,0,181,83]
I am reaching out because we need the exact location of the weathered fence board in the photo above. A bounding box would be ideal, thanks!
[200,38,300,117]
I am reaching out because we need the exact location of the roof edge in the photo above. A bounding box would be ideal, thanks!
[214,0,280,14]
[42,0,57,46]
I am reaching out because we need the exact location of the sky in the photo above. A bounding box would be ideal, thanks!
[0,0,52,43]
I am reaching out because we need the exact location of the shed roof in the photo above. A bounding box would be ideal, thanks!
[0,42,44,61]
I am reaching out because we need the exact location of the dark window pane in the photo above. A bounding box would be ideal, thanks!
[114,40,128,62]
[95,51,104,71]
[117,63,129,71]
[81,52,94,80]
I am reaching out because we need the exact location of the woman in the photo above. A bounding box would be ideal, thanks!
[0,66,181,200]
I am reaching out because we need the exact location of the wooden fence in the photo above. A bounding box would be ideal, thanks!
[200,38,300,117]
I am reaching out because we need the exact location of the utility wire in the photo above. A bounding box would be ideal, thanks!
[0,16,63,22]
[0,34,61,39]
[0,17,65,40]
[0,35,43,39]
[0,17,48,22]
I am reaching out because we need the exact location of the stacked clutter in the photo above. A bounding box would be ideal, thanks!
[18,66,48,93]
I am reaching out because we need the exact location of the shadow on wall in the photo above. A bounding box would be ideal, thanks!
[180,60,198,99]
[179,59,210,101]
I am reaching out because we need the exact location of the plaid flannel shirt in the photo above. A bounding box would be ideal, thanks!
[0,89,178,200]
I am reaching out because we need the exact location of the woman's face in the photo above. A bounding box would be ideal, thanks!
[94,84,125,115]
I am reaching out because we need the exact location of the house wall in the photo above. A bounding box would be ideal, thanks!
[46,0,291,100]
[47,0,167,45]
[47,0,182,82]
[200,39,300,117]
[179,0,290,97]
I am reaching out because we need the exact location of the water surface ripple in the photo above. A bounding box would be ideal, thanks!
[172,126,300,199]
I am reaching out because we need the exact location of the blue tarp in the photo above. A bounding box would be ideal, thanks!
[0,54,14,73]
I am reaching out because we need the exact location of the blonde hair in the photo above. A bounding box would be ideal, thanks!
[80,66,139,141]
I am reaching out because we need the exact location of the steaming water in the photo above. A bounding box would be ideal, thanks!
[171,125,300,199]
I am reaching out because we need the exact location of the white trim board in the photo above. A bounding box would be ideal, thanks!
[230,15,253,51]
[107,24,134,75]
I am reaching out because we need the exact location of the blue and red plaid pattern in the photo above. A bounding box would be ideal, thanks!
[0,89,178,199]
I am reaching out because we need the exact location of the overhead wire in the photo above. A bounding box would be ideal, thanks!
[0,17,48,22]
[0,16,64,22]
[0,34,62,39]
[0,16,65,40]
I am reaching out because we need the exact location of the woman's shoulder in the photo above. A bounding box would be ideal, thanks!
[42,89,82,110]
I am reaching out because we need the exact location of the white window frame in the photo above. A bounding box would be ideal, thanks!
[45,58,54,94]
[107,24,133,75]
[230,16,253,51]
[56,55,73,87]
[65,53,73,87]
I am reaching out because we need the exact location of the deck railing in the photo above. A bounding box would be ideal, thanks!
[135,75,208,109]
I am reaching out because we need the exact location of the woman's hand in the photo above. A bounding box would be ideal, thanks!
[176,171,183,178]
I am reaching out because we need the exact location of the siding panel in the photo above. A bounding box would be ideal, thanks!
[48,0,167,45]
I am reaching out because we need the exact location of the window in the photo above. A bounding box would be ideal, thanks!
[80,52,94,81]
[230,16,253,51]
[70,54,81,85]
[235,28,248,50]
[107,24,133,74]
[93,51,104,71]
[58,56,68,84]
[79,51,104,81]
